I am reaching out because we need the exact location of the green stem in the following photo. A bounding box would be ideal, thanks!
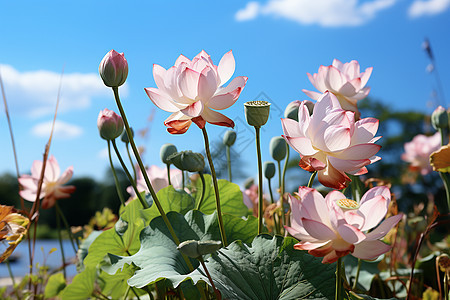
[55,202,79,251]
[281,145,289,227]
[107,140,126,207]
[307,171,317,188]
[267,178,280,235]
[56,210,66,279]
[196,172,206,210]
[166,163,172,186]
[182,171,185,189]
[226,145,232,182]
[5,260,15,286]
[201,126,227,247]
[199,257,220,299]
[352,259,362,290]
[112,87,196,271]
[255,126,264,235]
[125,143,137,183]
[336,257,343,300]
[439,172,450,213]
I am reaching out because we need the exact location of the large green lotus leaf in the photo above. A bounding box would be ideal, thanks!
[60,266,97,300]
[193,174,248,217]
[98,264,141,299]
[44,272,66,298]
[102,210,259,289]
[192,235,336,300]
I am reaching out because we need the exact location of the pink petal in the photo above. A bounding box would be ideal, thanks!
[317,163,351,190]
[198,67,218,101]
[338,80,358,96]
[327,156,371,172]
[145,88,185,112]
[281,118,303,137]
[323,125,351,152]
[58,166,73,185]
[217,50,235,85]
[299,189,332,227]
[302,89,322,100]
[334,143,381,160]
[20,190,39,202]
[365,214,403,240]
[174,54,191,66]
[352,240,391,260]
[360,186,391,205]
[337,224,366,244]
[207,92,239,110]
[293,241,330,250]
[359,195,388,231]
[360,67,373,87]
[332,59,344,70]
[201,107,234,128]
[325,65,343,91]
[353,86,371,100]
[216,76,247,95]
[344,210,365,228]
[284,136,318,156]
[343,60,360,79]
[179,67,200,100]
[181,100,204,118]
[45,156,60,182]
[302,218,336,241]
[351,118,379,145]
[153,64,167,91]
[285,225,320,243]
[18,176,38,191]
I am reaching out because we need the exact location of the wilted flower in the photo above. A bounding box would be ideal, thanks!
[97,108,124,140]
[0,205,29,263]
[281,92,381,189]
[145,50,247,134]
[18,156,76,209]
[127,165,183,199]
[430,144,450,173]
[99,50,128,87]
[286,186,403,264]
[401,132,441,175]
[302,59,372,119]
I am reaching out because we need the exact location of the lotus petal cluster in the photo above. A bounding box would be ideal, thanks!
[303,59,372,118]
[286,186,403,263]
[18,156,76,209]
[401,132,441,175]
[281,92,381,189]
[145,50,247,134]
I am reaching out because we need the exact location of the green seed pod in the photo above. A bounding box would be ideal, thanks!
[120,127,134,144]
[431,106,449,130]
[264,161,276,179]
[270,136,287,162]
[284,100,314,120]
[177,240,200,258]
[197,240,222,255]
[223,130,237,147]
[168,150,205,172]
[244,101,271,127]
[160,143,178,164]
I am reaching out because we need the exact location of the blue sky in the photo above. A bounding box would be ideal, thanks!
[0,0,449,183]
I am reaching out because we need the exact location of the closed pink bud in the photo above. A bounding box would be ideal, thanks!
[97,108,124,140]
[99,50,128,87]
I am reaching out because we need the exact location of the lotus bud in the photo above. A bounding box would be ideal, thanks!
[197,240,222,255]
[120,127,134,144]
[270,136,287,162]
[168,151,205,172]
[99,50,128,87]
[97,109,124,140]
[160,143,178,164]
[431,106,449,130]
[244,101,271,127]
[223,130,237,147]
[177,240,200,258]
[264,161,276,179]
[243,177,254,189]
[284,100,314,121]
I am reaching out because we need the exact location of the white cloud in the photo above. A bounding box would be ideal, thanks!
[98,147,109,160]
[408,0,450,18]
[235,0,397,27]
[0,64,119,118]
[31,120,83,139]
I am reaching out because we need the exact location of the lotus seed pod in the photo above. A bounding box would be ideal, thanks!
[168,151,205,172]
[197,240,222,255]
[270,136,287,162]
[223,130,237,147]
[264,161,276,179]
[244,101,271,127]
[431,106,449,130]
[160,143,178,164]
[120,127,134,144]
[177,240,200,258]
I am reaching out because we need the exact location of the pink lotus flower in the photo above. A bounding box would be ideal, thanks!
[145,50,248,134]
[18,156,75,209]
[99,50,128,87]
[127,165,183,199]
[281,92,381,189]
[286,186,403,263]
[401,132,441,175]
[302,59,372,118]
[97,108,124,140]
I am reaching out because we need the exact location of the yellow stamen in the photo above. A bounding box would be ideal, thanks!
[336,198,359,210]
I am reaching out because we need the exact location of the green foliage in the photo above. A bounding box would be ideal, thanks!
[44,272,66,298]
[60,266,97,300]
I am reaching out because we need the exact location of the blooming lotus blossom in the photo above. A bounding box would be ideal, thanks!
[127,165,183,199]
[0,205,29,263]
[401,132,441,175]
[145,50,247,134]
[302,59,372,118]
[286,186,403,263]
[18,156,76,209]
[281,92,381,189]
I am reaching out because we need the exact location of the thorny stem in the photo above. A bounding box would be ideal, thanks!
[107,140,126,206]
[196,172,206,210]
[307,171,317,188]
[201,126,227,247]
[111,139,146,208]
[226,145,232,182]
[255,126,264,235]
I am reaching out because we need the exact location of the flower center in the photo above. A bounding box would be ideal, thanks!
[336,198,359,210]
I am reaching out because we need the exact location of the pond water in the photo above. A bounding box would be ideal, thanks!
[0,240,77,278]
